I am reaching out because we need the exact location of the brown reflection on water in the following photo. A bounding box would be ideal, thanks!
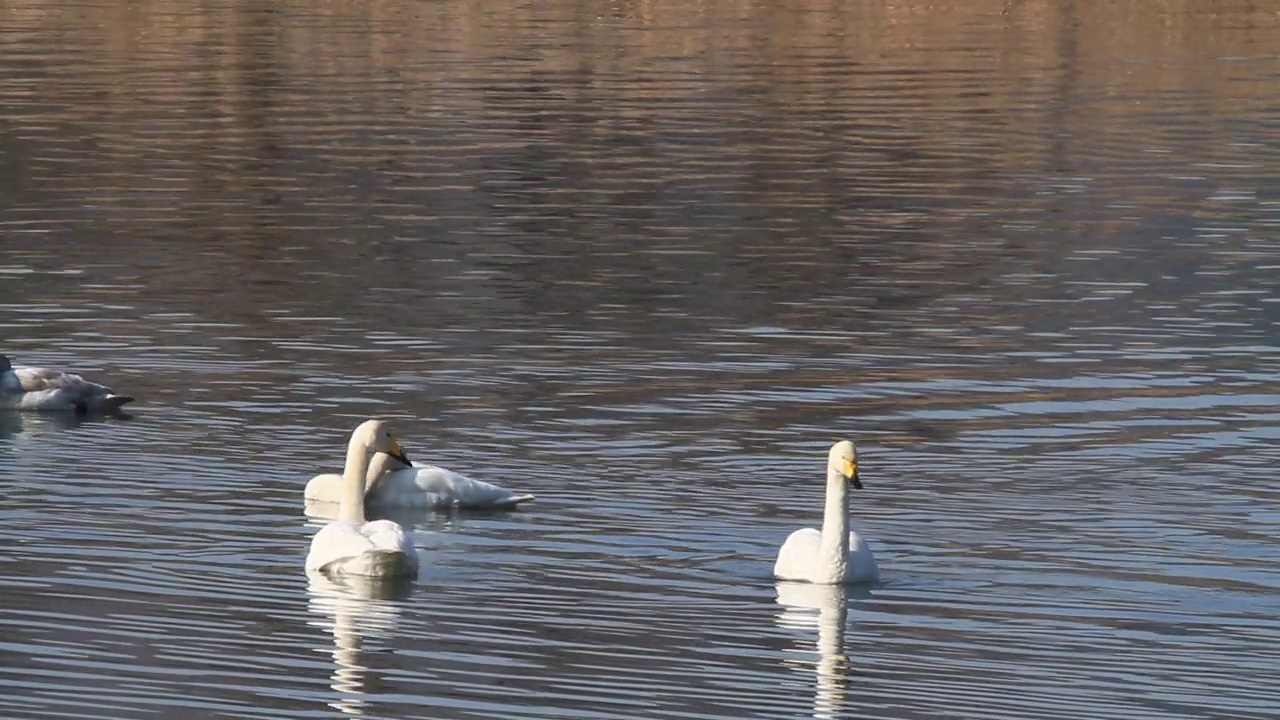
[1,7,1279,720]
[3,0,1275,192]
[0,0,1276,346]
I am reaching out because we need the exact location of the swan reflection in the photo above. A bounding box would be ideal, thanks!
[304,501,475,534]
[0,410,125,441]
[775,582,869,719]
[306,572,413,717]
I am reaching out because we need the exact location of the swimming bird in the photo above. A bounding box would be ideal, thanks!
[773,440,879,585]
[305,447,535,511]
[305,420,420,579]
[0,354,134,412]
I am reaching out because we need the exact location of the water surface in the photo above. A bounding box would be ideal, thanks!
[1,1,1278,718]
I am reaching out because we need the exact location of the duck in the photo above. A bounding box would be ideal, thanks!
[305,419,420,579]
[0,354,134,412]
[773,440,879,585]
[304,445,535,511]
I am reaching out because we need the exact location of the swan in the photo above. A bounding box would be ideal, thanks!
[304,447,535,510]
[773,440,879,585]
[306,452,400,499]
[0,354,134,412]
[305,420,420,579]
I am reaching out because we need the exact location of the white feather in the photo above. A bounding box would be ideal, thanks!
[775,527,878,585]
[305,420,420,579]
[373,462,534,509]
[306,519,418,578]
[305,453,534,510]
[774,440,879,585]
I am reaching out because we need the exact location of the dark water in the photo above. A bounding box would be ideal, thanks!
[1,1,1278,718]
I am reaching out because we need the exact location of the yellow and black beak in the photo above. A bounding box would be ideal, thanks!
[843,457,863,490]
[387,436,412,466]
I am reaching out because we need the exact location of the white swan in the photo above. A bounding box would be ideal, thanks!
[304,447,535,511]
[305,420,420,579]
[774,440,879,585]
[306,452,399,499]
[0,354,134,412]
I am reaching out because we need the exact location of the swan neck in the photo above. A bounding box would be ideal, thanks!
[365,453,387,493]
[819,466,850,559]
[339,435,370,525]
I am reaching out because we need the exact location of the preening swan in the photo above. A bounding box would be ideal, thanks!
[304,447,535,511]
[0,355,134,412]
[305,420,420,579]
[306,452,400,499]
[773,440,879,585]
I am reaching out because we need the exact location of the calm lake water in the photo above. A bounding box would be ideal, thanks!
[2,1,1278,718]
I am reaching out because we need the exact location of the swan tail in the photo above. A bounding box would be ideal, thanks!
[448,489,532,507]
[325,549,418,579]
[77,393,133,414]
[461,493,535,510]
[98,394,135,412]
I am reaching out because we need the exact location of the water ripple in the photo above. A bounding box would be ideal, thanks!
[4,0,1280,718]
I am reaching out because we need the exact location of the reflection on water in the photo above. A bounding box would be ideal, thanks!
[0,411,131,450]
[0,410,82,440]
[776,582,867,720]
[307,573,414,718]
[1,0,1279,718]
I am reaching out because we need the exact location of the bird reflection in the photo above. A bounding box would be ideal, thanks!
[303,502,477,543]
[775,582,869,719]
[0,412,22,442]
[0,409,128,441]
[306,572,413,717]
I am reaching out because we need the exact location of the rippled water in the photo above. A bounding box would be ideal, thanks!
[2,1,1279,718]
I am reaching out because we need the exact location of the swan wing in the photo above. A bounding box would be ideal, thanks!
[306,520,418,578]
[370,464,535,509]
[846,530,879,583]
[775,528,879,584]
[303,473,343,503]
[774,527,823,581]
[361,519,416,555]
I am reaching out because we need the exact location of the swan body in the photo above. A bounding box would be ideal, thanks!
[0,355,134,412]
[305,420,419,579]
[308,524,419,578]
[774,440,879,585]
[305,450,535,510]
[306,452,398,501]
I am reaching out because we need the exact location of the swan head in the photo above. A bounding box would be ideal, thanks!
[827,440,862,490]
[352,419,412,466]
